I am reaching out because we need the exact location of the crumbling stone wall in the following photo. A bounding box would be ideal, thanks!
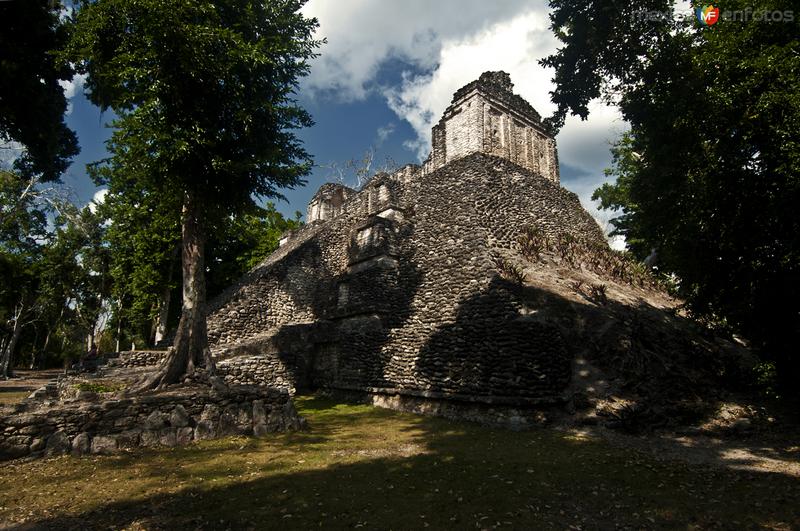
[0,385,301,461]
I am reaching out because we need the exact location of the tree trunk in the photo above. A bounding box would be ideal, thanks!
[30,324,42,369]
[115,298,123,353]
[0,302,24,379]
[138,189,215,390]
[152,280,172,346]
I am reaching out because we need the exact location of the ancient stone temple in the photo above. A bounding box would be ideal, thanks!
[206,72,606,417]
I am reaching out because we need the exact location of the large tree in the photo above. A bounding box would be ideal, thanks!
[543,0,799,390]
[68,0,320,388]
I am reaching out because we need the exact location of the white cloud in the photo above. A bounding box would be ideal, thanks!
[59,73,87,115]
[375,122,396,146]
[88,188,108,214]
[301,0,531,100]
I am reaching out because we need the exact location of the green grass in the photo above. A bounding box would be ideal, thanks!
[0,390,29,405]
[0,395,797,529]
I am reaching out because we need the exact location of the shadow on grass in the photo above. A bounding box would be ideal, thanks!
[5,396,799,531]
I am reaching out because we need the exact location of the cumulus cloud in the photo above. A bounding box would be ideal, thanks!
[58,73,87,115]
[301,0,629,240]
[88,188,108,214]
[301,0,531,100]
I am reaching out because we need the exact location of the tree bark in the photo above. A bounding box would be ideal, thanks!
[152,253,175,346]
[138,189,215,390]
[0,301,24,379]
[115,298,123,353]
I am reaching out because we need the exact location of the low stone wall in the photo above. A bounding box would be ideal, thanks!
[113,350,168,368]
[0,385,303,462]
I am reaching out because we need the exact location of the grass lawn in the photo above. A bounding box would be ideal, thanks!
[0,395,798,530]
[0,391,30,405]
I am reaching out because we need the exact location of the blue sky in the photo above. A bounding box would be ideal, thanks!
[57,0,628,247]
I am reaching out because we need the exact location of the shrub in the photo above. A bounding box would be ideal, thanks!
[494,256,526,284]
[589,283,608,305]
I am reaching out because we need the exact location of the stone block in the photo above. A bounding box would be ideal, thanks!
[158,428,177,447]
[140,430,160,447]
[44,431,70,456]
[116,429,141,448]
[0,443,29,460]
[30,437,46,452]
[71,432,91,456]
[144,410,168,430]
[176,427,194,445]
[90,435,118,455]
[169,405,190,427]
[193,420,216,441]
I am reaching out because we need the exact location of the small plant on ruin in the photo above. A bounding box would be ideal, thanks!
[571,280,584,293]
[589,283,608,305]
[554,233,580,266]
[494,256,527,285]
[517,226,548,261]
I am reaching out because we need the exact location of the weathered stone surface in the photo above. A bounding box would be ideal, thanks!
[158,428,177,447]
[170,405,191,428]
[71,432,90,456]
[193,420,215,441]
[115,429,141,449]
[176,427,194,445]
[144,410,168,430]
[44,431,70,456]
[90,435,118,455]
[0,385,301,461]
[30,437,46,452]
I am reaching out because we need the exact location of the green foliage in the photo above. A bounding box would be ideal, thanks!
[544,0,800,391]
[752,361,780,399]
[1,167,113,372]
[588,283,608,305]
[0,0,79,180]
[517,226,547,262]
[101,180,181,341]
[101,181,303,346]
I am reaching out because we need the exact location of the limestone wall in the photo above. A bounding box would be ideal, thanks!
[0,386,302,461]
